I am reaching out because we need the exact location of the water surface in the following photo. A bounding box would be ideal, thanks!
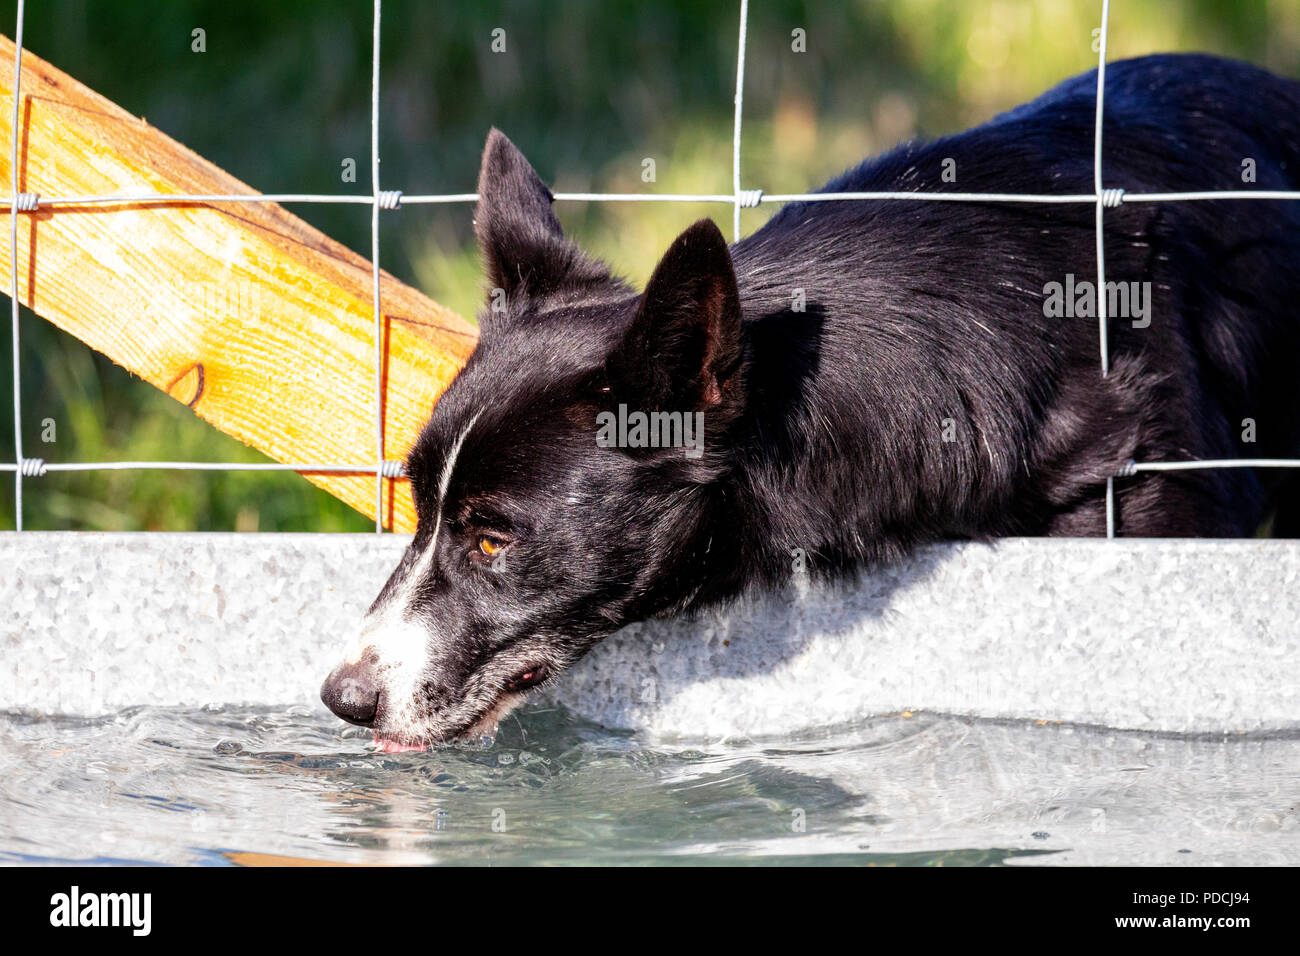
[0,706,1293,865]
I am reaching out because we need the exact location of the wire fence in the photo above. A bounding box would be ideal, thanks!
[5,0,1300,536]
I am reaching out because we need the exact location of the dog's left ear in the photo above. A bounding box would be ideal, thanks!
[474,128,608,302]
[607,218,744,414]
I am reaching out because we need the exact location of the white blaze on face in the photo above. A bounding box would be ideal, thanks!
[331,411,483,737]
[350,597,437,739]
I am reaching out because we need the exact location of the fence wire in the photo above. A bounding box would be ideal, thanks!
[6,0,1300,536]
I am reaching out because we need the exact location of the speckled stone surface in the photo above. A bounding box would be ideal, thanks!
[1,532,1296,736]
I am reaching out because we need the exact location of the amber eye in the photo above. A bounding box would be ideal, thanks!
[478,535,506,557]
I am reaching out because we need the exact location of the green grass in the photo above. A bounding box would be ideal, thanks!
[0,0,1294,530]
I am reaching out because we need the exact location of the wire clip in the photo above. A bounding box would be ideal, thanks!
[1100,188,1125,208]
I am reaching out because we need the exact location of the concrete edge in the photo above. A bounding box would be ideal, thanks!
[1,532,1296,737]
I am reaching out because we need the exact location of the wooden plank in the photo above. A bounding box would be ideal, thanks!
[0,35,479,531]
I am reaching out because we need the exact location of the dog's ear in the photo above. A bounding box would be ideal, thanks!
[474,128,607,302]
[607,218,743,414]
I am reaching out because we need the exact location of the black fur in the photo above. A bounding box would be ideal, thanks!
[327,54,1300,743]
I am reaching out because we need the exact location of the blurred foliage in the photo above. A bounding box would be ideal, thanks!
[0,0,1295,530]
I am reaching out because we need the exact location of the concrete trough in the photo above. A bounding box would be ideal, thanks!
[1,532,1296,737]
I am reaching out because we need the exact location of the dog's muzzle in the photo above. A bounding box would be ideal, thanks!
[320,660,381,726]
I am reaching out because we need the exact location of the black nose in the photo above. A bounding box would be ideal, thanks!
[320,660,381,726]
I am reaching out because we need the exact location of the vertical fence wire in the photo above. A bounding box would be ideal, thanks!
[370,0,384,532]
[731,0,750,242]
[8,0,24,530]
[1093,0,1112,379]
[1093,0,1116,537]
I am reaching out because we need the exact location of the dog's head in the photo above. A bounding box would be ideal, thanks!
[321,129,747,749]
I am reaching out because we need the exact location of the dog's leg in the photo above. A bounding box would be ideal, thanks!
[1262,473,1300,538]
[1046,470,1265,538]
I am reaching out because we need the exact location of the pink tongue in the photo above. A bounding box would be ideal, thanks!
[373,734,427,754]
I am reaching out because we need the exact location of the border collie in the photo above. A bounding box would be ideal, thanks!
[323,54,1300,750]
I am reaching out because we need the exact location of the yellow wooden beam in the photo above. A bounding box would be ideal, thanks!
[0,35,479,531]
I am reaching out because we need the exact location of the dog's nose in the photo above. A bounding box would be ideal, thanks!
[320,660,380,726]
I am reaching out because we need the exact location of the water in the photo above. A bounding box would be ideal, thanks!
[0,705,1294,866]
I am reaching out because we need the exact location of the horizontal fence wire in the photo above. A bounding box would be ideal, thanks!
[5,0,1300,535]
[5,189,1300,210]
[0,460,407,476]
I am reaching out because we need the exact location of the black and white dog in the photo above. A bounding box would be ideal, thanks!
[322,54,1300,750]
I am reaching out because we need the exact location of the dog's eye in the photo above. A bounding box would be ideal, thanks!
[477,535,507,557]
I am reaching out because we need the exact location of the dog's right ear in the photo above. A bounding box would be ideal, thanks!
[474,128,607,302]
[606,218,744,416]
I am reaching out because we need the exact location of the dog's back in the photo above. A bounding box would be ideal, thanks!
[731,53,1300,545]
